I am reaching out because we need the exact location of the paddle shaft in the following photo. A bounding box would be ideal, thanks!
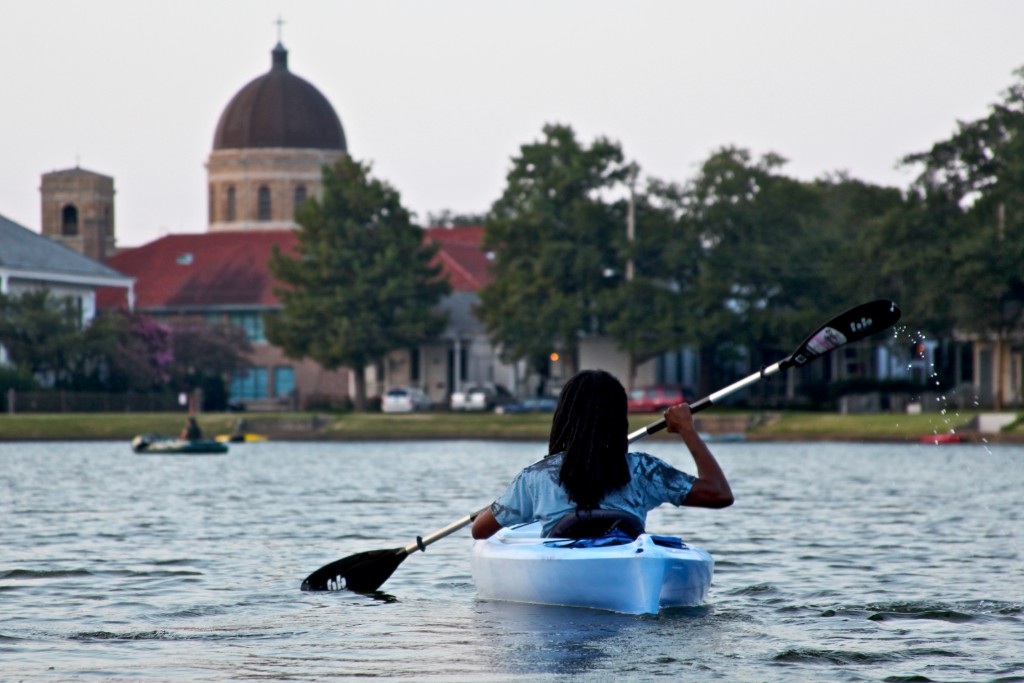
[628,359,786,441]
[401,509,488,555]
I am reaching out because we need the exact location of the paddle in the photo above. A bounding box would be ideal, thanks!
[301,298,901,593]
[629,298,902,441]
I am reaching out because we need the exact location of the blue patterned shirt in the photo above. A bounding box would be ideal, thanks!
[490,451,696,536]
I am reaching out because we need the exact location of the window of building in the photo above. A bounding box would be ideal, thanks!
[231,368,268,400]
[293,185,307,216]
[208,184,215,223]
[228,311,266,342]
[258,186,272,221]
[273,366,295,398]
[62,205,79,236]
[448,346,468,388]
[410,348,420,382]
[226,186,236,221]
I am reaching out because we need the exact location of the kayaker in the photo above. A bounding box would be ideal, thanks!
[471,369,733,539]
[229,418,248,443]
[179,416,204,441]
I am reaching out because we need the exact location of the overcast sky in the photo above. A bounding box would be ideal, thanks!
[2,0,1023,248]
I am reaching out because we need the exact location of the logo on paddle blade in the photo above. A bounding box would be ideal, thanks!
[849,317,873,333]
[805,327,847,356]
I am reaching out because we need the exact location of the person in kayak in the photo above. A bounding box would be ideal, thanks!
[471,369,733,539]
[179,416,204,441]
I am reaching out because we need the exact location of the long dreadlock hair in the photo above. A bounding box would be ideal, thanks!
[549,370,630,510]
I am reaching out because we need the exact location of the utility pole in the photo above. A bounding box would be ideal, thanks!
[626,166,638,390]
[626,167,637,283]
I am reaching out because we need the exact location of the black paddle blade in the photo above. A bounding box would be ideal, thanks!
[301,548,409,592]
[787,299,901,368]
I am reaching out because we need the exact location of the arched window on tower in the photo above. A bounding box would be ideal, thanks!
[293,185,307,217]
[258,185,272,221]
[226,186,236,222]
[62,205,79,236]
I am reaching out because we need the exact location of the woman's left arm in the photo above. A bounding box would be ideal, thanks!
[471,507,503,539]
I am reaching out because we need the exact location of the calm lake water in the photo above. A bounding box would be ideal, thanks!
[1,437,1022,682]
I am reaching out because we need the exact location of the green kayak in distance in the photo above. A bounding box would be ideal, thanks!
[131,434,229,455]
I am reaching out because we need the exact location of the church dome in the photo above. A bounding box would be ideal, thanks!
[212,43,347,151]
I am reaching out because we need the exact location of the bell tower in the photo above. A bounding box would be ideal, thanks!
[40,167,116,262]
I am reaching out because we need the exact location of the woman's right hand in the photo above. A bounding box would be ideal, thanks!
[663,403,697,435]
[665,404,734,509]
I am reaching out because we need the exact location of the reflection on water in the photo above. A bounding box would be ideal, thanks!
[481,602,635,676]
[0,439,1022,681]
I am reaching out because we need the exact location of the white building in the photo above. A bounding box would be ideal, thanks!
[0,212,134,364]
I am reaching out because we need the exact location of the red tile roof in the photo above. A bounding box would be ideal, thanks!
[424,225,485,245]
[425,225,493,292]
[98,231,298,310]
[98,225,492,310]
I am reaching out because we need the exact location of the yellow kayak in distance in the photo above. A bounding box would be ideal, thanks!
[214,433,269,443]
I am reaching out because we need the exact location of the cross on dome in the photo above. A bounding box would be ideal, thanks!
[275,15,286,43]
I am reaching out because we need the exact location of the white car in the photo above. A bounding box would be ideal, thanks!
[450,384,514,411]
[381,387,432,413]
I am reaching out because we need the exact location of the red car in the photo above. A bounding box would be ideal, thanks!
[626,385,689,413]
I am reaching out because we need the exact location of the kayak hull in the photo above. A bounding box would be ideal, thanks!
[471,522,713,615]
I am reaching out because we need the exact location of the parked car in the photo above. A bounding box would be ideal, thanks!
[450,383,515,411]
[626,385,693,413]
[494,396,558,415]
[382,387,432,413]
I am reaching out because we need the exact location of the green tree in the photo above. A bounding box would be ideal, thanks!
[598,175,701,390]
[679,148,833,396]
[812,173,906,310]
[854,188,960,337]
[0,289,84,386]
[266,157,451,410]
[479,124,632,374]
[425,210,486,227]
[898,67,1024,406]
[675,145,909,401]
[901,67,1024,331]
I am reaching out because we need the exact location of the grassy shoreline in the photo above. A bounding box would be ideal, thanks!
[0,408,1018,443]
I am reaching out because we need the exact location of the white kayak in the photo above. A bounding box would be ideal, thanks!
[471,521,714,615]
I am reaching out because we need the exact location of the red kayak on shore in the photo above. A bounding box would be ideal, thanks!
[920,433,962,444]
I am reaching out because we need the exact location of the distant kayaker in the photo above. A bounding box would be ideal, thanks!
[471,369,733,539]
[229,418,248,443]
[180,416,203,441]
